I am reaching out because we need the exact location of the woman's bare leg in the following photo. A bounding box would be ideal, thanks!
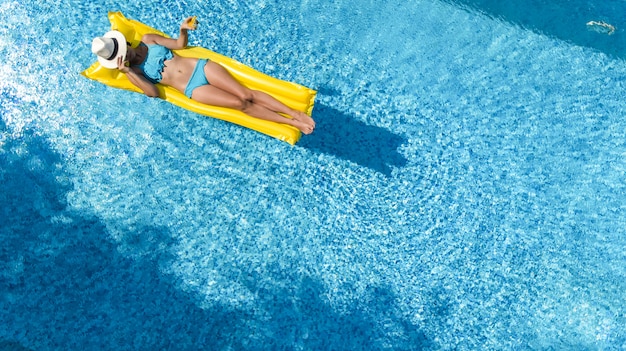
[191,84,314,134]
[201,61,315,130]
[248,90,315,128]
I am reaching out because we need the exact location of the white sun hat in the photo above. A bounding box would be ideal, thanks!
[91,30,127,69]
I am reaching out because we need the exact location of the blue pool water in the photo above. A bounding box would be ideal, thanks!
[1,0,626,349]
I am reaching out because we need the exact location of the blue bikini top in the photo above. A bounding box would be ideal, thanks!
[135,43,173,83]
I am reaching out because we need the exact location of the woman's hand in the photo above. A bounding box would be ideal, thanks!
[181,16,197,31]
[117,56,130,73]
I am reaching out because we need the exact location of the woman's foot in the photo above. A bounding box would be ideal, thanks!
[291,111,315,133]
[290,118,314,135]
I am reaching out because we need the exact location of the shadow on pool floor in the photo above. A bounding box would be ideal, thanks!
[299,103,408,177]
[0,119,430,350]
[442,0,626,59]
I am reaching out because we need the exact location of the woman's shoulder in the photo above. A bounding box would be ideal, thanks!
[141,33,166,45]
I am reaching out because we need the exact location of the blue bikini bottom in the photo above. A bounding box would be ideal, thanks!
[184,59,210,98]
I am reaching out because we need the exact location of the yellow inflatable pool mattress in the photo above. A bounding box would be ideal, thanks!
[82,12,316,145]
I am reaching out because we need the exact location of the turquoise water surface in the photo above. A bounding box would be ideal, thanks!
[1,0,626,349]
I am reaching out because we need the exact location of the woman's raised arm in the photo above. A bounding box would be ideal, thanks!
[142,16,196,50]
